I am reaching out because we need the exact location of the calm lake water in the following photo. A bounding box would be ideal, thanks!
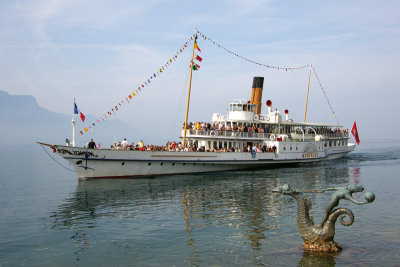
[0,140,399,266]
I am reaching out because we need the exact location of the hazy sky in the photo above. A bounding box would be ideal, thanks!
[1,0,399,143]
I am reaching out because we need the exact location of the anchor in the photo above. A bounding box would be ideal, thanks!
[75,150,95,171]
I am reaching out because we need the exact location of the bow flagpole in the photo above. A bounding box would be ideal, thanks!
[72,98,76,147]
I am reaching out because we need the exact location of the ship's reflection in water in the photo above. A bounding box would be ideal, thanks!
[51,163,352,266]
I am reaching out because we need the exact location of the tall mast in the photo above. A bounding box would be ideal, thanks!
[182,28,197,148]
[303,65,312,122]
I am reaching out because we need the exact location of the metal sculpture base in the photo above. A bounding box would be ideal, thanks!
[273,184,375,253]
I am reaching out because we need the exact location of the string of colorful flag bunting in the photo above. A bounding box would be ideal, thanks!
[78,34,196,135]
[77,29,339,136]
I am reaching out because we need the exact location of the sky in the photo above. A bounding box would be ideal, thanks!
[1,0,399,144]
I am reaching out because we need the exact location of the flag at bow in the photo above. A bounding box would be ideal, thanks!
[74,100,86,122]
[351,121,360,145]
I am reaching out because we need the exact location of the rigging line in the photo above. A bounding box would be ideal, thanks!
[39,144,76,173]
[196,30,310,71]
[311,65,339,124]
[168,65,191,140]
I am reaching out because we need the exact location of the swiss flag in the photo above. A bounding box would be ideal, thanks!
[351,121,360,145]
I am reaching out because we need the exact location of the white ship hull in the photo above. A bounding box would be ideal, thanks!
[40,141,355,179]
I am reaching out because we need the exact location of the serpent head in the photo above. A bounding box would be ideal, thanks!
[347,184,364,193]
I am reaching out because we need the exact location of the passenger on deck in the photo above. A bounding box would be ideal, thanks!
[116,142,122,150]
[138,140,144,149]
[88,139,97,149]
[121,138,129,149]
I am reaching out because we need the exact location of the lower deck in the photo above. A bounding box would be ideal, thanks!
[44,141,355,179]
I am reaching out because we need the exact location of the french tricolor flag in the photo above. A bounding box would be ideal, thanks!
[74,101,86,122]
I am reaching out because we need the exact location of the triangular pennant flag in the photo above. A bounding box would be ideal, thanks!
[194,39,201,52]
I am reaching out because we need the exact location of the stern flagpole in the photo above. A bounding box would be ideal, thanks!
[182,28,198,148]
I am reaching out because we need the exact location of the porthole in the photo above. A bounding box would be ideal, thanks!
[160,162,163,166]
[172,163,175,166]
[148,162,151,166]
[121,162,125,166]
[183,163,186,166]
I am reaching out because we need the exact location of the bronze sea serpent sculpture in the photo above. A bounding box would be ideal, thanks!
[272,184,375,252]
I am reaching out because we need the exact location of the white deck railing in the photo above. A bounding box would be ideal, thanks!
[184,129,349,141]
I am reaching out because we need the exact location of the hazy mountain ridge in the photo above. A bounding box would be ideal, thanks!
[0,90,134,145]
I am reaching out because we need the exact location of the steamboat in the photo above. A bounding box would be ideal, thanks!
[38,75,354,179]
[38,31,355,179]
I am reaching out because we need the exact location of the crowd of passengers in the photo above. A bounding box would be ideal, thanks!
[92,138,277,153]
[185,121,269,133]
[185,121,349,135]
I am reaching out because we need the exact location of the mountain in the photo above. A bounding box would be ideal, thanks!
[0,90,134,146]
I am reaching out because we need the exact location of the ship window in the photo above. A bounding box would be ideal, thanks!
[148,162,151,166]
[296,147,298,150]
[183,163,186,166]
[290,147,292,151]
[172,163,175,166]
[324,142,327,147]
[237,105,242,111]
[283,147,286,151]
[243,105,248,111]
[329,141,332,147]
[160,162,163,166]
[121,162,125,166]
